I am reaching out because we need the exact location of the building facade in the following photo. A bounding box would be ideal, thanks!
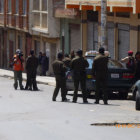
[0,0,60,74]
[29,0,60,74]
[65,0,140,60]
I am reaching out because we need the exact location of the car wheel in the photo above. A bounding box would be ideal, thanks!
[136,91,140,111]
[119,92,128,100]
[132,88,137,101]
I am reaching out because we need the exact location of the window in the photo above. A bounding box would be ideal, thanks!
[116,12,130,18]
[42,0,47,11]
[23,0,27,15]
[0,0,4,13]
[32,0,48,29]
[16,0,19,14]
[8,0,12,13]
[138,14,140,19]
[107,12,114,17]
[33,0,39,11]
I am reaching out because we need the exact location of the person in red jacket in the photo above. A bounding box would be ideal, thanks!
[13,49,24,90]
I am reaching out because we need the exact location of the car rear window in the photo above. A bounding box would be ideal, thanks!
[86,57,94,69]
[86,57,124,69]
[108,60,124,68]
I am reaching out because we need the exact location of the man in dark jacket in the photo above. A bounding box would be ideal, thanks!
[41,53,49,76]
[71,49,89,103]
[52,52,68,102]
[63,53,71,68]
[25,50,39,91]
[92,47,108,104]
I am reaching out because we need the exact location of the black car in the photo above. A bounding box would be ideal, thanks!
[66,55,135,99]
[132,80,140,110]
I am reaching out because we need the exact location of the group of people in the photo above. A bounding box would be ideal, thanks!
[12,47,140,104]
[52,48,109,104]
[12,49,49,91]
[121,50,140,81]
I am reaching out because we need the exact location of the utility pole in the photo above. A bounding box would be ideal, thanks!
[101,0,107,50]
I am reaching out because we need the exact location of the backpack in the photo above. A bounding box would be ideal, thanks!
[126,57,135,71]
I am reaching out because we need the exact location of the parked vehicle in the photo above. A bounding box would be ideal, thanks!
[132,80,140,110]
[66,51,135,99]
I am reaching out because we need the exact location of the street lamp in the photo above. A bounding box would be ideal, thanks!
[101,0,107,50]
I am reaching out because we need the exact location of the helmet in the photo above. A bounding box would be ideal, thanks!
[128,50,133,56]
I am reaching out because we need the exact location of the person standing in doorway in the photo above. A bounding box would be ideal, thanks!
[25,50,39,91]
[71,49,89,103]
[41,53,49,76]
[38,52,43,75]
[52,52,68,102]
[92,47,108,105]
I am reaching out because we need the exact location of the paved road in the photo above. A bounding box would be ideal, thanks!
[0,76,139,140]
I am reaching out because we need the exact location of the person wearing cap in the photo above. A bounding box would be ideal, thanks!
[13,49,24,90]
[92,47,109,105]
[70,49,89,103]
[25,50,39,91]
[52,52,68,102]
[121,50,135,71]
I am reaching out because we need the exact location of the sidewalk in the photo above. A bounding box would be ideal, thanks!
[0,69,56,86]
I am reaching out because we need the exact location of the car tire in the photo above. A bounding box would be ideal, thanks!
[132,88,137,101]
[119,92,128,100]
[136,91,140,111]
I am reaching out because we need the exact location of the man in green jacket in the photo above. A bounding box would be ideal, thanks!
[92,47,108,105]
[71,50,89,103]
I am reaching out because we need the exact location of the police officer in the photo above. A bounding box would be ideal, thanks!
[25,50,39,91]
[13,49,24,90]
[52,52,68,102]
[71,49,89,103]
[92,47,108,105]
[63,53,71,69]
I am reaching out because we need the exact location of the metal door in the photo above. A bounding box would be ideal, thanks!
[34,40,40,56]
[107,23,115,59]
[70,24,81,52]
[87,22,93,50]
[87,22,98,51]
[118,24,130,60]
[93,23,98,51]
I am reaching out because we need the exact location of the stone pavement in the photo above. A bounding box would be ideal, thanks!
[0,69,56,86]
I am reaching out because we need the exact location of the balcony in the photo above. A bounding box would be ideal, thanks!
[7,14,12,26]
[65,0,140,13]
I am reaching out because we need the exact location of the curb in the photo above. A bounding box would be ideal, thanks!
[0,70,56,87]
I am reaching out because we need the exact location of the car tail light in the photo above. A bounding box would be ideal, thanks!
[87,75,93,79]
[123,73,134,79]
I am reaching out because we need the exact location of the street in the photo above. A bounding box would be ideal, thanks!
[0,76,139,140]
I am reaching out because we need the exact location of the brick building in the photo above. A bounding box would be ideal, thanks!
[0,0,60,74]
[0,0,30,68]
